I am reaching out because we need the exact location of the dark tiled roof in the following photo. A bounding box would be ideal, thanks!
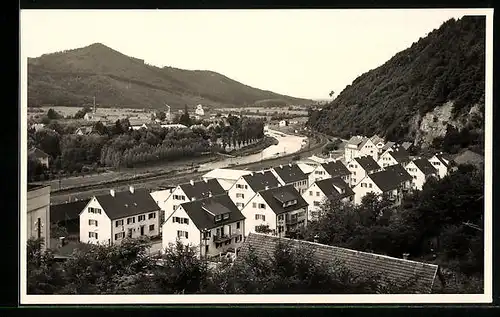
[237,233,439,294]
[390,147,411,163]
[370,135,384,145]
[369,166,411,192]
[95,188,160,220]
[51,200,90,223]
[243,170,282,192]
[315,177,355,200]
[258,185,308,215]
[347,136,364,146]
[435,153,453,168]
[412,158,438,176]
[321,161,351,178]
[354,156,381,172]
[272,164,307,184]
[180,194,245,230]
[180,179,226,201]
[29,147,49,159]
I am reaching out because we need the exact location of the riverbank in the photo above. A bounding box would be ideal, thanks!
[229,136,279,157]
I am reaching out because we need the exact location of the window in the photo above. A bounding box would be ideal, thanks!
[368,183,372,188]
[237,221,241,229]
[88,207,101,214]
[352,171,356,175]
[236,184,247,189]
[413,175,417,179]
[352,178,356,183]
[149,224,155,231]
[309,191,313,196]
[148,213,156,219]
[278,215,284,221]
[89,232,98,239]
[173,217,190,225]
[314,201,320,206]
[316,191,320,196]
[223,213,229,220]
[177,230,188,239]
[236,193,245,198]
[88,219,98,226]
[115,220,124,227]
[138,215,146,221]
[236,202,244,208]
[173,195,186,201]
[258,203,266,209]
[255,214,266,221]
[115,232,125,240]
[127,217,135,224]
[215,215,222,222]
[252,202,257,208]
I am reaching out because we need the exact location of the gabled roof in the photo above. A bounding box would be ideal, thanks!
[296,163,317,175]
[315,177,355,200]
[179,179,226,201]
[242,170,282,192]
[258,185,308,215]
[202,168,253,181]
[51,200,90,223]
[347,136,365,147]
[321,161,351,178]
[412,158,438,176]
[433,153,453,168]
[381,141,396,151]
[237,233,439,294]
[401,142,413,150]
[29,147,49,159]
[370,135,384,145]
[389,147,411,163]
[369,165,411,192]
[272,164,307,183]
[180,194,245,230]
[354,156,381,172]
[94,188,160,220]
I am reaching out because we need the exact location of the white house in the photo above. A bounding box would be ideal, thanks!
[345,156,381,187]
[353,164,412,206]
[369,135,386,152]
[79,186,161,245]
[344,136,378,162]
[202,168,253,191]
[27,184,51,250]
[160,179,226,219]
[241,184,308,238]
[227,170,282,210]
[75,126,93,135]
[271,163,309,194]
[302,177,354,221]
[405,158,438,191]
[195,104,205,116]
[428,153,454,179]
[377,146,411,168]
[150,186,176,231]
[161,194,245,259]
[380,141,396,154]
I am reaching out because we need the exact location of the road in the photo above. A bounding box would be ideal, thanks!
[49,129,327,204]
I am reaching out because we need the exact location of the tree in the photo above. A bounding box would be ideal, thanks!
[74,106,92,119]
[156,111,166,121]
[27,238,65,294]
[179,105,192,127]
[329,90,335,98]
[47,108,62,120]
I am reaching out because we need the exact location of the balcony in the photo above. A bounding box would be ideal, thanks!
[213,232,240,243]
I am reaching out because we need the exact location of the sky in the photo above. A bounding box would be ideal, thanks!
[21,9,481,100]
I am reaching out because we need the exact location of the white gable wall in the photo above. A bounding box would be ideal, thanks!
[378,151,399,168]
[162,206,201,254]
[241,194,277,236]
[79,197,112,245]
[163,186,189,219]
[352,176,383,205]
[302,183,328,221]
[309,164,330,185]
[346,159,367,187]
[359,139,378,161]
[227,176,256,210]
[429,156,449,179]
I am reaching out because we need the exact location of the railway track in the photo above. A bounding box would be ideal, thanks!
[50,132,328,202]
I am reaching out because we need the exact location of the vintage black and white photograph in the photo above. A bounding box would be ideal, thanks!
[20,8,492,304]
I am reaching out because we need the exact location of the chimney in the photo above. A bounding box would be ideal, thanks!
[265,186,269,190]
[403,253,410,260]
[129,186,135,194]
[190,180,194,186]
[110,189,115,197]
[288,163,292,167]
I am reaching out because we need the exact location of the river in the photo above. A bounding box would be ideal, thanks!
[198,128,308,171]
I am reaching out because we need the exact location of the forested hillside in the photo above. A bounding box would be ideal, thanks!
[28,43,312,110]
[307,16,485,152]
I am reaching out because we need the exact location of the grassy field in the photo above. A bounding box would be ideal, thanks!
[216,106,308,116]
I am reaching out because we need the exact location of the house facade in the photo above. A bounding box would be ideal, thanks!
[405,159,438,190]
[195,104,205,116]
[227,170,282,210]
[344,136,378,162]
[160,179,226,219]
[79,187,161,245]
[27,184,51,249]
[345,156,381,187]
[302,177,354,221]
[241,184,308,238]
[428,153,453,179]
[271,164,309,194]
[29,148,50,168]
[377,147,411,168]
[370,135,386,152]
[161,194,245,258]
[321,161,352,185]
[353,166,412,205]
